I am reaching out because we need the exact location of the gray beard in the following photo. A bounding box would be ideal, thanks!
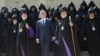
[89,17,94,19]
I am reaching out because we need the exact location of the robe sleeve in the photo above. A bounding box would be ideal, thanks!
[28,26,35,38]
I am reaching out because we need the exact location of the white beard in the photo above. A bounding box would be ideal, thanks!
[61,15,66,18]
[90,17,94,19]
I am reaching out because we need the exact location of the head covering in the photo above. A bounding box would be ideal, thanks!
[20,8,28,15]
[30,4,37,12]
[81,1,87,6]
[68,2,75,7]
[88,1,95,7]
[12,7,19,14]
[68,2,77,11]
[12,15,18,21]
[38,3,47,11]
[59,7,69,13]
[88,9,95,15]
[1,7,8,14]
[80,1,88,10]
[21,4,29,12]
[11,7,19,17]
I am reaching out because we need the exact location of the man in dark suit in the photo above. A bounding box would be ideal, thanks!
[36,9,56,56]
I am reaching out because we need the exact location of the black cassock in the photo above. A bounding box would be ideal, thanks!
[83,17,100,56]
[0,17,10,55]
[54,18,80,56]
[28,12,41,56]
[9,24,18,56]
[16,20,29,56]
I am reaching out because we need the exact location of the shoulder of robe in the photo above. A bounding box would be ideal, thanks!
[47,18,51,21]
[47,18,51,20]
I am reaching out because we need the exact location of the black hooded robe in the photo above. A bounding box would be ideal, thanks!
[83,17,100,56]
[55,18,80,56]
[9,24,18,56]
[28,5,41,56]
[16,20,30,56]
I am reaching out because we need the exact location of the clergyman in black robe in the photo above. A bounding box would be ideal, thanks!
[0,7,11,56]
[83,10,100,56]
[54,7,80,56]
[9,16,19,56]
[28,4,41,56]
[16,8,31,56]
[76,1,88,51]
[68,2,77,21]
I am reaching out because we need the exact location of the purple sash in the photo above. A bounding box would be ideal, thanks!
[62,35,72,56]
[21,43,25,56]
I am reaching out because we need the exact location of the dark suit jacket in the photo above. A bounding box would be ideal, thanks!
[36,19,55,42]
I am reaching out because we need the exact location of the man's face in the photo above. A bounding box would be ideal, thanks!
[39,10,47,19]
[13,19,17,25]
[31,8,35,12]
[70,7,74,11]
[89,13,95,19]
[4,13,8,18]
[82,6,85,9]
[60,11,67,18]
[21,13,27,20]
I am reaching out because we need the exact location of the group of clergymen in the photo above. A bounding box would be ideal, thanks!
[0,1,100,56]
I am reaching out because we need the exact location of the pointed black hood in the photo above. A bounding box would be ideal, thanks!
[38,3,47,11]
[68,2,77,11]
[30,4,37,12]
[88,1,95,7]
[21,4,29,12]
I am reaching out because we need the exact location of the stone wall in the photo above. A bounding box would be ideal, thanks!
[0,0,100,11]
